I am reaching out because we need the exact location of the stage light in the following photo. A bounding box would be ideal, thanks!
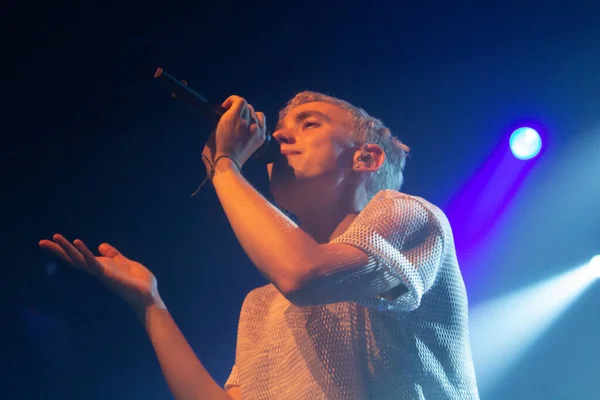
[589,255,600,278]
[510,127,542,160]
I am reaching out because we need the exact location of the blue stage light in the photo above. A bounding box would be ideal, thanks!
[590,255,600,278]
[510,127,542,160]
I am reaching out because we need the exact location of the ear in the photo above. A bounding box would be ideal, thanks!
[352,143,385,173]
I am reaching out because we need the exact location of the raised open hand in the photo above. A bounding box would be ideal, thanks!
[39,234,161,311]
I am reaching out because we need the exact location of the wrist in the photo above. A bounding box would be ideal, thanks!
[136,294,167,324]
[211,155,241,178]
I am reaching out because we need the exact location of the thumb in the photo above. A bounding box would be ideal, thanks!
[256,111,266,131]
[98,243,125,259]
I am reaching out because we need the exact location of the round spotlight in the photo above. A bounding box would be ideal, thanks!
[510,127,542,160]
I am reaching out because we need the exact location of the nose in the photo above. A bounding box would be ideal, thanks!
[273,127,296,145]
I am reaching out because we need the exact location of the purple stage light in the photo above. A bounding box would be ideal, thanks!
[510,127,542,160]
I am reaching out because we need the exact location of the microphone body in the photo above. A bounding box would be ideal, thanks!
[154,68,280,164]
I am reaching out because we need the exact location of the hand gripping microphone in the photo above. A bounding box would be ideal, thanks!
[153,68,281,164]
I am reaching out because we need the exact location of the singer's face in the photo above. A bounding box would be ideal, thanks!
[268,102,357,208]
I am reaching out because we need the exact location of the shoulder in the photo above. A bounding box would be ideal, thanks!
[332,190,447,252]
[363,190,446,228]
[240,284,280,311]
[369,190,440,212]
[395,192,452,236]
[357,190,449,249]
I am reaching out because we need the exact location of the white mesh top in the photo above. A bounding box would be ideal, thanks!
[224,190,479,399]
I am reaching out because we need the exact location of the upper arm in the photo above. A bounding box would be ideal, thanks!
[286,193,444,309]
[225,386,241,400]
[286,242,407,306]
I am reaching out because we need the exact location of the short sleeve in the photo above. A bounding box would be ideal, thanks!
[330,191,444,311]
[224,364,239,391]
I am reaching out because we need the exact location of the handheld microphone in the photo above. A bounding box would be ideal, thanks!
[153,68,280,164]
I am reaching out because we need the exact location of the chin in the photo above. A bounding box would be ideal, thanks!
[269,179,298,210]
[268,161,330,212]
[270,178,318,217]
[269,160,299,199]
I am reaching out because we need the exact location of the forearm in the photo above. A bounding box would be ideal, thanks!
[140,301,232,400]
[211,160,319,295]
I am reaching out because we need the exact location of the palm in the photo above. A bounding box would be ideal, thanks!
[95,255,157,308]
[39,234,159,310]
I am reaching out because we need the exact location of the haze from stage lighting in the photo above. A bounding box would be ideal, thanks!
[589,255,600,278]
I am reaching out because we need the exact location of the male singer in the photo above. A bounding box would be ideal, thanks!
[40,91,479,399]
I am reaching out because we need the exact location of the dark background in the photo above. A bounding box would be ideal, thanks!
[3,1,600,398]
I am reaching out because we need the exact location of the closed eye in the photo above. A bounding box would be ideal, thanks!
[302,121,320,129]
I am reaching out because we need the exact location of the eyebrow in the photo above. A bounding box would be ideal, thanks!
[276,110,331,131]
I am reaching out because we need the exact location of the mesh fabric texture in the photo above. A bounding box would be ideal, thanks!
[225,190,479,399]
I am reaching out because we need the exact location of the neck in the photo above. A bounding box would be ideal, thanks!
[301,211,358,244]
[293,192,360,244]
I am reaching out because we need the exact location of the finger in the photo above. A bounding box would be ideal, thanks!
[39,239,76,266]
[53,234,90,271]
[98,242,126,261]
[220,95,237,109]
[248,106,265,138]
[99,243,131,267]
[256,111,266,131]
[247,104,258,124]
[73,239,106,277]
[222,95,247,118]
[240,102,251,123]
